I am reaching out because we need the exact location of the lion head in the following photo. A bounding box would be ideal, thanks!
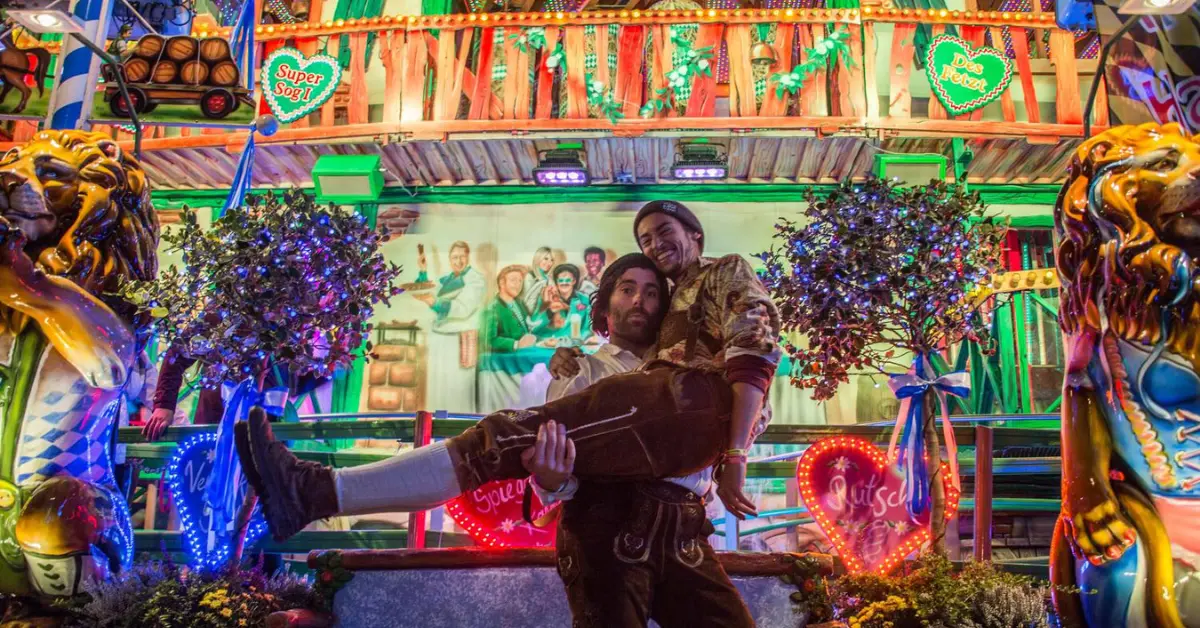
[0,130,158,328]
[1056,123,1200,358]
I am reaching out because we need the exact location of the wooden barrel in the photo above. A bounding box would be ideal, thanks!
[151,60,177,84]
[180,60,208,85]
[123,57,150,83]
[198,38,231,63]
[135,34,164,59]
[164,36,198,62]
[209,61,239,86]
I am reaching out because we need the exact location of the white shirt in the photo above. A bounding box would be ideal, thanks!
[535,343,713,505]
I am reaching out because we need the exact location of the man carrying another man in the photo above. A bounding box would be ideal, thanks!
[236,200,780,567]
[524,252,754,627]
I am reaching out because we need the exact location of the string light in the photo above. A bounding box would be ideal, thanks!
[796,436,961,576]
[163,432,270,569]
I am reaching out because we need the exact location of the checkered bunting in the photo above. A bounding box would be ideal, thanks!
[1094,2,1200,132]
[16,379,121,489]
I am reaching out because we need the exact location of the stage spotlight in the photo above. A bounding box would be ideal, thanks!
[671,140,728,180]
[6,0,84,34]
[533,144,590,187]
[1119,0,1196,15]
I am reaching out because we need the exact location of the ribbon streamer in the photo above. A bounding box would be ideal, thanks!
[203,378,288,545]
[886,354,970,519]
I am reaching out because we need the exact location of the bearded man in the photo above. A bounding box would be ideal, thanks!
[525,252,754,627]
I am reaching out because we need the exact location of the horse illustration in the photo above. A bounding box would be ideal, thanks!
[0,26,50,115]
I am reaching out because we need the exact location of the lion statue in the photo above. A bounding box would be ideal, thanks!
[0,130,158,597]
[1051,122,1200,628]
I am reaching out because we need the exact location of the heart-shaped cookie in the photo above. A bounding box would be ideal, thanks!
[924,35,1014,116]
[166,432,267,567]
[798,436,959,574]
[261,47,342,124]
[446,477,560,548]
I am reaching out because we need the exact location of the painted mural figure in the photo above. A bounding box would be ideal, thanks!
[0,130,159,596]
[483,264,538,353]
[412,240,485,413]
[1050,123,1200,628]
[578,246,607,299]
[0,20,51,116]
[532,263,593,344]
[521,246,555,314]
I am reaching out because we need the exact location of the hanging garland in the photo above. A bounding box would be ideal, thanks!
[639,33,713,118]
[586,76,623,124]
[769,28,852,99]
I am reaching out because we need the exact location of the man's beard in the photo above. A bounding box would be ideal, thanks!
[612,309,656,345]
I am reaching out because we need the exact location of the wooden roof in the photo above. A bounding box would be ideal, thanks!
[139,136,1079,191]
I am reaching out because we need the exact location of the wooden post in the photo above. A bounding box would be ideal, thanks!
[974,424,994,562]
[407,410,435,549]
[924,389,946,556]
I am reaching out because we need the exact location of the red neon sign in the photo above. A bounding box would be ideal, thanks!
[797,436,960,575]
[446,478,560,548]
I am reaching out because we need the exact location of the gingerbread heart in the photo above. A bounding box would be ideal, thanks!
[798,436,959,574]
[446,478,560,548]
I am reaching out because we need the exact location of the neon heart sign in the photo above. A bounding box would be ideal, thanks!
[797,436,959,575]
[261,47,342,124]
[446,478,560,548]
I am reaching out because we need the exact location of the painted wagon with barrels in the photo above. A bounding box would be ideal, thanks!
[100,34,252,120]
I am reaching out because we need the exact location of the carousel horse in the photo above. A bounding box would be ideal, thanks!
[1051,123,1200,627]
[0,26,50,115]
[0,130,158,596]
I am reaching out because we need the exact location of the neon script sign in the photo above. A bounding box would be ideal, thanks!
[798,436,959,574]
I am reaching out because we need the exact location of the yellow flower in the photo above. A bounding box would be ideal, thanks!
[239,621,247,627]
[220,608,233,618]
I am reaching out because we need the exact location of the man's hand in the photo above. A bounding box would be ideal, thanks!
[716,460,758,520]
[517,334,536,349]
[412,293,435,306]
[520,420,576,492]
[141,407,174,442]
[548,347,583,379]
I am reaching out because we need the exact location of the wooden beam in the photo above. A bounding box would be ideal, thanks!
[1048,30,1082,125]
[988,27,1017,123]
[563,26,589,119]
[1009,28,1041,124]
[888,23,917,118]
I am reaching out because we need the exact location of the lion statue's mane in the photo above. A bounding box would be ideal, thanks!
[1055,122,1200,358]
[0,130,159,331]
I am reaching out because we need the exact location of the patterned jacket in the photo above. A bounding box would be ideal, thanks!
[650,255,782,434]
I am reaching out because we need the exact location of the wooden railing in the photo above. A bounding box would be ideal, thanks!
[72,9,1105,148]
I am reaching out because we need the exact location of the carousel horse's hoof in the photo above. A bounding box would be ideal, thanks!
[13,477,123,597]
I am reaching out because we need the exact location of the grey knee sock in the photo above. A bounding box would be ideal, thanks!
[333,441,462,515]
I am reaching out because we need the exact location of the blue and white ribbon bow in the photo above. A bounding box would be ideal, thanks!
[887,355,970,519]
[203,378,288,541]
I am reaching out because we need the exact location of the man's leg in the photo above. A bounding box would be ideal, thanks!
[556,484,655,628]
[649,532,754,628]
[237,367,731,541]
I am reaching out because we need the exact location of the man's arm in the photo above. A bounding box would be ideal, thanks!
[433,270,486,322]
[528,359,593,505]
[709,255,781,519]
[152,344,196,413]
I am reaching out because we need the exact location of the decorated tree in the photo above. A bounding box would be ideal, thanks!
[117,190,402,564]
[120,190,401,387]
[759,178,1006,554]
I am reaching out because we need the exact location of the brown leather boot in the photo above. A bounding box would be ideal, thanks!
[235,408,338,541]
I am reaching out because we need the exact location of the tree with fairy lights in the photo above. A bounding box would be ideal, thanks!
[117,189,402,565]
[758,178,1007,554]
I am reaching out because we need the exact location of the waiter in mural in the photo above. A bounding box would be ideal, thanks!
[483,264,538,353]
[412,241,485,413]
[237,200,778,547]
[527,253,754,627]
